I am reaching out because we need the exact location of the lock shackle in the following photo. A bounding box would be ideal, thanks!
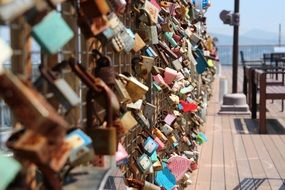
[140,128,154,139]
[126,178,145,189]
[68,58,101,92]
[39,64,56,83]
[91,49,112,68]
[138,8,153,26]
[117,73,131,82]
[93,78,115,128]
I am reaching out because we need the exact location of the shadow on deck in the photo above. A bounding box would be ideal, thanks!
[234,118,285,134]
[233,178,285,190]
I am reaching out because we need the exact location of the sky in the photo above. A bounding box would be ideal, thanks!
[205,0,285,36]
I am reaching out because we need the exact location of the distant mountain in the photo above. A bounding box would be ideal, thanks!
[242,29,278,41]
[211,29,281,45]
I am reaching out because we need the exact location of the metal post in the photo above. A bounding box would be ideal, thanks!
[232,0,240,93]
[278,23,281,46]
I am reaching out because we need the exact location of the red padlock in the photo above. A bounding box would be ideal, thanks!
[190,161,198,171]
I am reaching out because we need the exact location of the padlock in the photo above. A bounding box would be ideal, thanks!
[86,78,118,155]
[133,33,146,52]
[194,48,208,74]
[153,74,166,85]
[120,111,138,131]
[157,41,178,59]
[190,32,202,45]
[30,10,74,54]
[135,150,152,174]
[133,111,150,128]
[6,129,58,166]
[92,49,115,86]
[116,143,129,165]
[143,0,159,24]
[126,178,161,190]
[36,64,81,113]
[153,160,163,171]
[0,0,34,22]
[0,152,21,190]
[95,13,120,44]
[160,124,174,136]
[161,21,174,32]
[111,34,125,52]
[118,74,149,102]
[120,28,135,53]
[131,56,148,80]
[172,59,183,71]
[164,67,178,85]
[65,129,94,167]
[68,58,120,114]
[108,0,127,13]
[0,70,68,143]
[79,0,110,18]
[160,1,172,8]
[186,39,198,66]
[138,8,159,45]
[127,99,143,110]
[164,114,176,126]
[142,128,165,151]
[139,134,159,156]
[141,55,155,73]
[144,47,157,58]
[11,129,71,173]
[180,84,195,94]
[152,82,162,92]
[176,5,189,20]
[0,0,61,22]
[143,102,156,120]
[164,32,178,47]
[114,78,132,104]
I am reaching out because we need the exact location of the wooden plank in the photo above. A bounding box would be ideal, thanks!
[193,77,219,190]
[251,135,284,189]
[194,114,214,190]
[229,115,253,190]
[222,115,240,190]
[261,135,285,179]
[270,135,285,162]
[210,113,225,190]
[241,135,271,190]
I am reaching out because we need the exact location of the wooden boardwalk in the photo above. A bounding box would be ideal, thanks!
[189,65,285,190]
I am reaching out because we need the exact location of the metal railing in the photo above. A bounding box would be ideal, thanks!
[217,44,285,65]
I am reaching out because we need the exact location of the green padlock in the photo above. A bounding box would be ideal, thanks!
[31,11,74,54]
[0,153,21,190]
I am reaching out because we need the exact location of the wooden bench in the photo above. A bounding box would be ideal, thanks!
[252,69,285,133]
[244,65,284,111]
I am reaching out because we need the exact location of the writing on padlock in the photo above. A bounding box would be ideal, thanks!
[65,129,93,166]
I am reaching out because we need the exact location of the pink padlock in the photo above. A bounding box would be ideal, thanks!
[172,81,183,92]
[115,143,128,164]
[163,67,177,85]
[175,72,185,81]
[153,74,166,85]
[164,114,176,126]
[154,137,165,151]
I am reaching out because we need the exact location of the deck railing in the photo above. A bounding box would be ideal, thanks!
[217,44,285,65]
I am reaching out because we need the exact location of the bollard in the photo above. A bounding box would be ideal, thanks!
[219,76,228,103]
